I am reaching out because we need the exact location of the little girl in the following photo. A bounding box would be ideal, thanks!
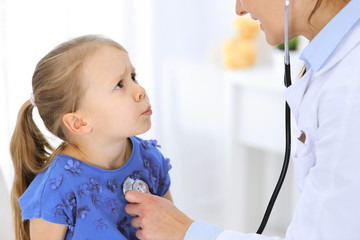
[10,35,172,240]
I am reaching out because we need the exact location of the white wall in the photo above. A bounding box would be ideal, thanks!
[0,171,13,240]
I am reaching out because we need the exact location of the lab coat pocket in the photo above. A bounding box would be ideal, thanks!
[293,148,315,193]
[292,127,314,157]
[292,128,316,192]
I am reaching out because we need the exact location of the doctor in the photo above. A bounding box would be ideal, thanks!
[125,0,360,239]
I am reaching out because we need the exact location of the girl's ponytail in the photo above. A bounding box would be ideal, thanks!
[10,100,53,240]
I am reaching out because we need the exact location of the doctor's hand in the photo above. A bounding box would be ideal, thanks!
[125,190,194,240]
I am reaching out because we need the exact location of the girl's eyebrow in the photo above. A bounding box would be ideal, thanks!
[113,69,127,82]
[110,65,135,86]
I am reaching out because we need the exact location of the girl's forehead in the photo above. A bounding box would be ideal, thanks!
[83,46,131,71]
[80,46,133,86]
[91,45,129,61]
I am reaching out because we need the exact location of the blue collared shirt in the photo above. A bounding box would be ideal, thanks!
[185,0,360,239]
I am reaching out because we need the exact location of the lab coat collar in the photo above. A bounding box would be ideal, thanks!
[300,0,360,72]
[286,0,360,120]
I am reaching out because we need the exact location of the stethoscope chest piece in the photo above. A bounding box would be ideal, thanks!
[122,176,148,195]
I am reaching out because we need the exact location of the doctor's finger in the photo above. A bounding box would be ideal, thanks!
[135,229,145,240]
[125,203,141,217]
[131,216,142,229]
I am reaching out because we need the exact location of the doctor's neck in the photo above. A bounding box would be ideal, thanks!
[303,0,350,40]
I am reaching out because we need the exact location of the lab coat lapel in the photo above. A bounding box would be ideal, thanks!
[283,69,312,123]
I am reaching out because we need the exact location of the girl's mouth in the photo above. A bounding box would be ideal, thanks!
[142,106,152,116]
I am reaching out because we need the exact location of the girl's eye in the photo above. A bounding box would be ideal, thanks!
[131,73,137,82]
[115,80,124,89]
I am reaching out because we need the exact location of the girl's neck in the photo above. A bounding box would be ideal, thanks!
[61,138,132,170]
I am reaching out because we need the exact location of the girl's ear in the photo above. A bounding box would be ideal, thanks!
[63,113,92,135]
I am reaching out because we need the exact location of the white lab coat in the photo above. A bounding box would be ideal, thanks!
[217,10,360,240]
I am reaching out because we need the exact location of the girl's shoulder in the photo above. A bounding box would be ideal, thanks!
[19,154,82,198]
[131,136,172,172]
[132,136,162,154]
[18,154,84,223]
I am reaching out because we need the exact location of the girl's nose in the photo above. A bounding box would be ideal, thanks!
[133,83,146,102]
[236,0,248,16]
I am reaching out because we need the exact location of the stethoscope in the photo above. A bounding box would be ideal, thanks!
[122,0,293,235]
[256,0,292,234]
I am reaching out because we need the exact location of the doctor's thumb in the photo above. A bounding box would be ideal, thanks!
[125,189,150,203]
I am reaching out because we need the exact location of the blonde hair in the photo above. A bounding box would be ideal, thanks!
[10,34,126,240]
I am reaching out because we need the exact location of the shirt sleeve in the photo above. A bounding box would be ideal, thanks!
[19,161,75,227]
[151,148,171,196]
[185,221,284,240]
[184,221,223,240]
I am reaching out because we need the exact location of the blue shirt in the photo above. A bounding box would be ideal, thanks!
[20,136,171,240]
[185,0,360,239]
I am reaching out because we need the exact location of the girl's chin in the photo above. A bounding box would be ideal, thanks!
[137,122,152,135]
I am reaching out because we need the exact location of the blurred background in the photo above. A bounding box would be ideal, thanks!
[0,0,307,239]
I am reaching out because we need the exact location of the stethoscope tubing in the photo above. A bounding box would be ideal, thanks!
[256,0,292,234]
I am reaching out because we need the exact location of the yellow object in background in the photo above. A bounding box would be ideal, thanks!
[223,39,256,69]
[234,17,260,40]
[223,16,260,69]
